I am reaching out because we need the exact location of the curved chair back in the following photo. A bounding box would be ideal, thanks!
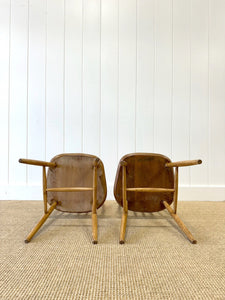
[114,153,202,244]
[19,153,107,243]
[47,153,107,213]
[114,153,174,212]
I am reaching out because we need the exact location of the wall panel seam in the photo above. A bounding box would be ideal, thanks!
[116,0,120,163]
[7,0,12,184]
[63,0,66,153]
[208,0,211,185]
[171,0,174,160]
[44,0,47,160]
[26,0,30,183]
[188,0,192,186]
[99,0,102,156]
[135,0,138,152]
[153,0,156,152]
[81,0,84,152]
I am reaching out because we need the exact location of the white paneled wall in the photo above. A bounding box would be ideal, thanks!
[0,0,224,200]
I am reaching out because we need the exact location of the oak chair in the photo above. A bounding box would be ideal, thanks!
[114,153,202,244]
[19,153,107,244]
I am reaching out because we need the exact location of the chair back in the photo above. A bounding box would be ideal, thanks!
[47,153,107,213]
[114,153,174,212]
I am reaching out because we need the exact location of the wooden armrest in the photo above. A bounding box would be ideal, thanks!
[19,158,56,168]
[165,159,202,168]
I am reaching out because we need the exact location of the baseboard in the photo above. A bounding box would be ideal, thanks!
[177,186,225,201]
[0,183,224,201]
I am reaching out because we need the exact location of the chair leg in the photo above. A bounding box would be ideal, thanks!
[92,213,98,244]
[162,200,197,244]
[92,160,98,244]
[120,162,128,244]
[119,212,128,244]
[25,201,57,243]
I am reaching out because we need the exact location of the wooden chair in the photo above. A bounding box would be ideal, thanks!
[114,153,202,244]
[19,153,107,244]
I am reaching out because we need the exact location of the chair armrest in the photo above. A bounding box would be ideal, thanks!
[165,159,202,168]
[19,158,56,168]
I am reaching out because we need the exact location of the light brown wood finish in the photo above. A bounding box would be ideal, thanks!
[47,154,107,213]
[120,214,128,245]
[166,159,202,168]
[25,201,57,243]
[19,154,107,243]
[19,158,56,168]
[43,166,47,213]
[92,160,98,244]
[46,187,93,192]
[162,200,197,244]
[119,163,128,244]
[173,167,178,214]
[92,214,98,244]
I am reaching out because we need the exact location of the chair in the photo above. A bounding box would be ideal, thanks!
[19,153,107,244]
[114,153,202,244]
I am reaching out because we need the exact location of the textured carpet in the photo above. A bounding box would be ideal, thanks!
[0,200,224,299]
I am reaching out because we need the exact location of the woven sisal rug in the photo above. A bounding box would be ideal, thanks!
[0,200,224,299]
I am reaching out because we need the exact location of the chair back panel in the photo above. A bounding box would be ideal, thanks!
[114,153,174,212]
[47,154,107,213]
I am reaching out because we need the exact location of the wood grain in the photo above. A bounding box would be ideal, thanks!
[163,200,197,244]
[114,153,174,212]
[166,160,202,168]
[19,158,56,168]
[47,154,107,213]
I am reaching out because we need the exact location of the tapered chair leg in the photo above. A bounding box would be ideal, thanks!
[162,200,197,244]
[92,160,98,244]
[119,212,128,244]
[25,201,57,243]
[120,162,128,244]
[92,213,98,244]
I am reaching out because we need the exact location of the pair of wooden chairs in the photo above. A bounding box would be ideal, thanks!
[19,153,202,244]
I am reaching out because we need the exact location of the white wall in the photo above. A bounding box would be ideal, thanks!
[0,0,224,201]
